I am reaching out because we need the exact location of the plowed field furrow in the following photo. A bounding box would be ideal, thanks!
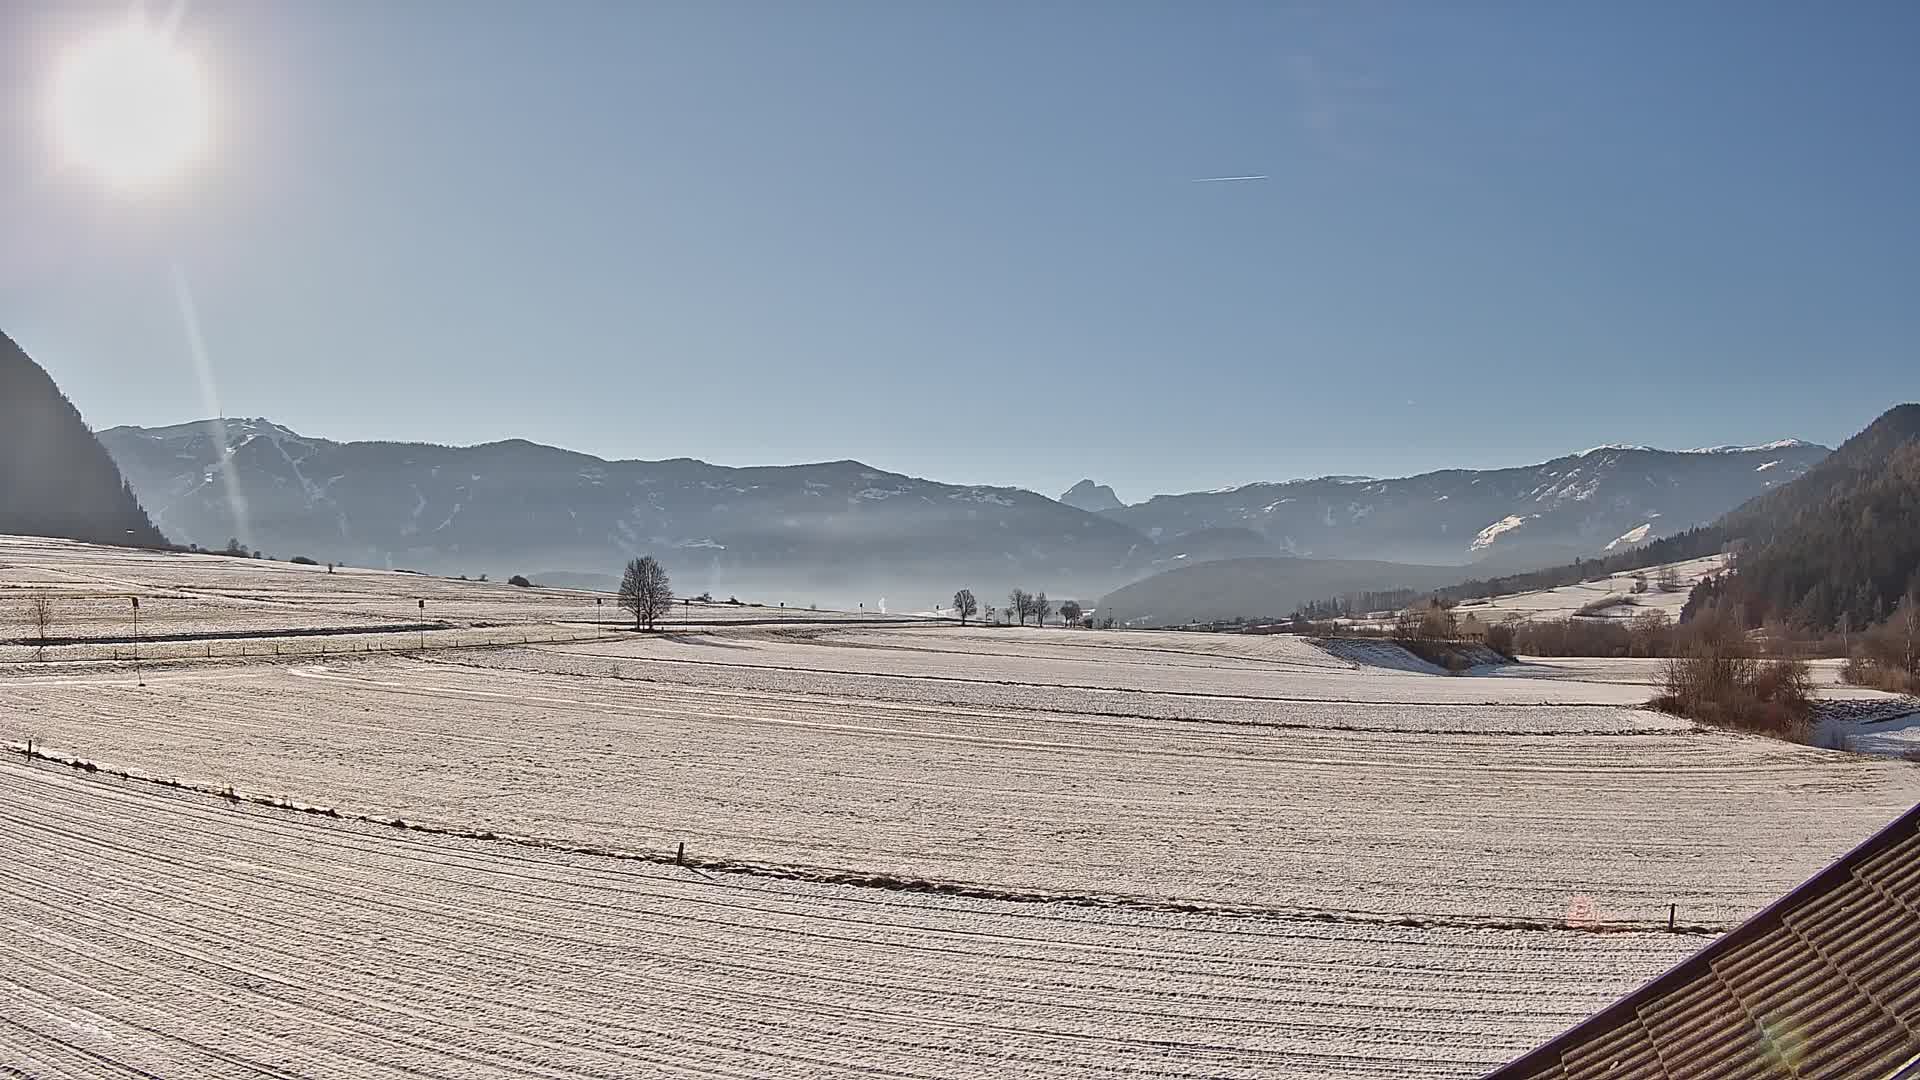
[0,761,1692,1079]
[7,540,1918,1078]
[6,655,1911,922]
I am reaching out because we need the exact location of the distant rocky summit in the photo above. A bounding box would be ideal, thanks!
[1059,479,1124,514]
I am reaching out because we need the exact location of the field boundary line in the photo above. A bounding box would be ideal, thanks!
[415,652,1685,737]
[471,648,1647,711]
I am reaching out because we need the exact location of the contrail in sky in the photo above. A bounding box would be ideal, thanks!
[1191,175,1269,183]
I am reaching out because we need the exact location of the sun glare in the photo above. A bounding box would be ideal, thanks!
[50,19,211,190]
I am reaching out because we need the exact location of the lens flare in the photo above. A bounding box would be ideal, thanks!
[50,17,211,189]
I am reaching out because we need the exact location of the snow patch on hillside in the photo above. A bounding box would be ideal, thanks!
[950,491,1014,507]
[1471,514,1532,552]
[1605,523,1654,551]
[1685,439,1811,454]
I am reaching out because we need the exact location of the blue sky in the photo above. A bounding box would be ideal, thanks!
[3,2,1916,502]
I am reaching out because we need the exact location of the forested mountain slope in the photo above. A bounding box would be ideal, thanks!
[0,331,166,548]
[1688,405,1920,629]
[1441,404,1920,631]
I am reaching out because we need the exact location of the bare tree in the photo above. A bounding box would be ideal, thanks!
[1627,609,1673,658]
[952,589,978,626]
[1008,589,1031,626]
[1032,592,1053,627]
[26,593,53,661]
[1059,600,1084,627]
[1901,591,1919,680]
[618,556,674,630]
[1390,597,1453,641]
[1655,565,1683,593]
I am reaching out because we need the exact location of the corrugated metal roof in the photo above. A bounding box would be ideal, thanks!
[1487,802,1920,1080]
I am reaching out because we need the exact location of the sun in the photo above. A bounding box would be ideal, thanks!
[50,19,211,190]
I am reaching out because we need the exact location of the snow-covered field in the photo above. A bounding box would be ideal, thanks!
[0,535,915,662]
[4,539,1919,1078]
[1447,553,1729,625]
[0,759,1695,1079]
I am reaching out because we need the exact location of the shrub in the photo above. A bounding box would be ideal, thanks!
[1751,655,1815,706]
[1843,601,1920,693]
[1843,656,1920,695]
[1653,611,1814,740]
[507,575,532,588]
[1484,621,1517,659]
[289,555,319,566]
[1401,639,1476,673]
[1512,618,1632,657]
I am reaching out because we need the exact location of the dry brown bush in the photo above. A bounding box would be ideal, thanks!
[1483,620,1517,659]
[1652,609,1814,741]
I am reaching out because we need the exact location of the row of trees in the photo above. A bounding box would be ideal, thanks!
[1391,598,1458,642]
[1843,593,1920,694]
[949,588,1084,628]
[1294,588,1424,622]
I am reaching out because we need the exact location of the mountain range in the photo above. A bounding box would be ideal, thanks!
[99,419,1144,606]
[98,417,1829,607]
[1091,440,1827,568]
[1671,404,1920,631]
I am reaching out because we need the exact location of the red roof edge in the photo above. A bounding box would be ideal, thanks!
[1483,800,1920,1078]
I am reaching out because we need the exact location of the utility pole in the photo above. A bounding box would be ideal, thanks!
[596,596,603,635]
[131,596,143,687]
[418,598,426,651]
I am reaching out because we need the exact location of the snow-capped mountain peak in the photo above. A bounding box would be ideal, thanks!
[1683,438,1814,454]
